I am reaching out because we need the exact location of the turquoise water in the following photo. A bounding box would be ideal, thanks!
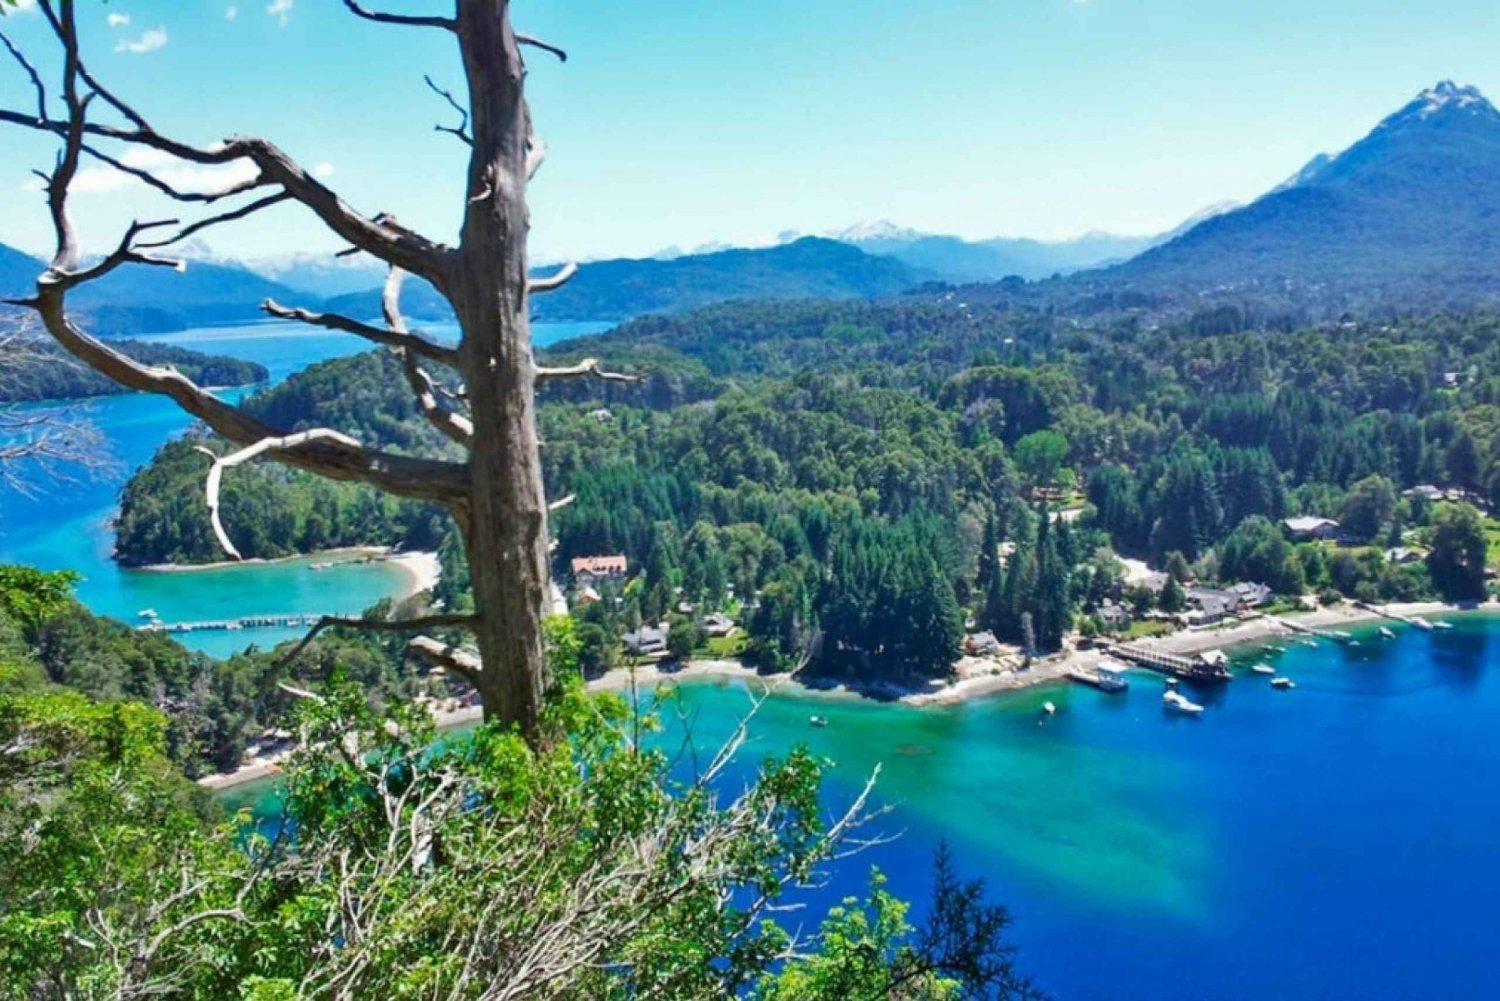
[226,613,1500,999]
[0,320,613,656]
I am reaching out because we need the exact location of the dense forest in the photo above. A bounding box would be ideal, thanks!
[116,300,1500,682]
[0,337,267,403]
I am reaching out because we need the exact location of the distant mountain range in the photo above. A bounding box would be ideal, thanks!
[1048,81,1500,313]
[0,243,309,335]
[8,80,1500,332]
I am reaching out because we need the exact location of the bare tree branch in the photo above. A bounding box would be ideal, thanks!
[341,1,455,30]
[278,611,480,667]
[383,265,473,444]
[408,635,485,684]
[527,261,577,294]
[516,34,568,62]
[534,358,642,385]
[423,73,472,146]
[136,192,294,250]
[195,430,365,560]
[261,299,458,365]
[0,28,47,123]
[79,143,270,204]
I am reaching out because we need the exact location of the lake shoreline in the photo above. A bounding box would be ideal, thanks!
[200,598,1497,791]
[133,546,440,600]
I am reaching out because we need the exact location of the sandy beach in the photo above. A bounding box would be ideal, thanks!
[387,551,441,599]
[199,598,1496,790]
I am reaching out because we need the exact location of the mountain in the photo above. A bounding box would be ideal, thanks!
[1078,81,1500,308]
[0,239,308,335]
[240,252,388,298]
[827,219,1206,282]
[327,237,929,323]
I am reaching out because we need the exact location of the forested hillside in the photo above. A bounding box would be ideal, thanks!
[117,297,1500,681]
[0,338,267,403]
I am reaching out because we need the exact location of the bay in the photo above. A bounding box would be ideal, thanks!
[0,320,613,657]
[225,613,1500,1000]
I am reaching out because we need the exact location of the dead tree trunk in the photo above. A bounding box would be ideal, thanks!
[0,0,635,745]
[449,0,552,733]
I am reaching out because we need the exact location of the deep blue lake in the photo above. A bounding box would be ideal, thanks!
[0,319,612,656]
[225,614,1500,1000]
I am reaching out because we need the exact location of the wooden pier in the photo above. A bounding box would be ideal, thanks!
[1106,644,1232,682]
[138,612,329,635]
[1264,615,1352,643]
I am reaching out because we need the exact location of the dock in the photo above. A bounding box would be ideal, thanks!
[138,612,330,635]
[1263,615,1352,643]
[1106,643,1232,682]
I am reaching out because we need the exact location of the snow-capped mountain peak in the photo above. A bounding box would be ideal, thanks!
[830,220,925,244]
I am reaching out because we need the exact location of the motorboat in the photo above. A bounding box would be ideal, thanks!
[1095,662,1130,693]
[1379,627,1396,639]
[1412,617,1434,631]
[1042,701,1057,717]
[138,608,158,619]
[1433,621,1454,631]
[1251,663,1276,676]
[808,715,829,728]
[1163,690,1204,716]
[1270,677,1296,690]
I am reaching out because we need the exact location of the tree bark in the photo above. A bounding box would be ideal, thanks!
[450,0,552,738]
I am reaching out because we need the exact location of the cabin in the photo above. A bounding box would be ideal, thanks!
[1283,516,1340,541]
[1226,581,1273,608]
[571,554,628,588]
[1184,591,1233,627]
[703,612,735,638]
[965,631,1001,656]
[623,624,667,655]
[1403,484,1445,503]
[1384,547,1423,566]
[1097,602,1131,632]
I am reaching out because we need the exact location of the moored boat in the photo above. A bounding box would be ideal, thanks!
[1379,626,1396,639]
[1271,677,1296,690]
[808,715,829,728]
[1096,662,1130,692]
[1413,617,1434,631]
[1251,663,1276,675]
[1163,690,1204,716]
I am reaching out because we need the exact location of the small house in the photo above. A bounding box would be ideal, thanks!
[1403,485,1444,502]
[1283,516,1340,541]
[1097,602,1131,632]
[965,631,1001,656]
[1227,581,1273,608]
[1384,547,1422,566]
[623,624,667,655]
[703,612,735,638]
[571,554,628,588]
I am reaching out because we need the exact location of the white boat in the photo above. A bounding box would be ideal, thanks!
[1251,663,1276,676]
[1163,690,1204,716]
[1412,617,1434,631]
[1379,627,1396,639]
[1433,621,1454,631]
[137,608,158,619]
[1270,677,1296,690]
[808,715,829,729]
[1096,662,1130,693]
[1042,701,1057,716]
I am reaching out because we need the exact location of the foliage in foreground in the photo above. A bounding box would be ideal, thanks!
[0,658,1043,999]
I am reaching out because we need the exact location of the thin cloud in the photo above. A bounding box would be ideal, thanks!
[226,6,238,20]
[266,0,293,27]
[114,27,168,55]
[107,12,130,28]
[71,148,259,196]
[313,162,335,179]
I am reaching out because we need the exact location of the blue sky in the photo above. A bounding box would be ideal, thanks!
[2,0,1499,263]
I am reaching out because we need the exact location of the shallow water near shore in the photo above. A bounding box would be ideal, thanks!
[0,320,612,655]
[223,612,1500,1000]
